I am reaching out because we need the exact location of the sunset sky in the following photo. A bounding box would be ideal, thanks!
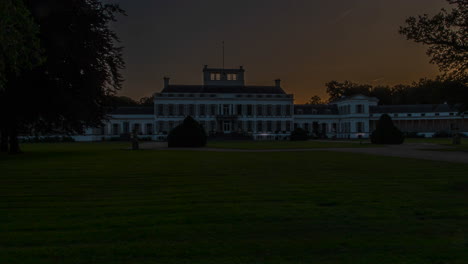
[111,0,449,103]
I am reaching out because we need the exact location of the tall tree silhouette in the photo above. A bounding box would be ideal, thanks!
[0,0,44,152]
[399,0,467,78]
[1,0,125,153]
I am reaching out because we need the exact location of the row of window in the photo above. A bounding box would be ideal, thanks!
[156,93,290,98]
[156,104,293,117]
[339,104,366,114]
[210,73,238,81]
[293,122,365,133]
[97,123,154,136]
[372,113,457,118]
[156,120,293,133]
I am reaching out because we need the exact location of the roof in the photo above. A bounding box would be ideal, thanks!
[109,107,154,115]
[370,104,460,114]
[161,85,286,94]
[294,104,339,115]
[331,94,379,103]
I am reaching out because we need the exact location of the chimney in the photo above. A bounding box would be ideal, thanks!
[275,79,281,88]
[163,77,170,89]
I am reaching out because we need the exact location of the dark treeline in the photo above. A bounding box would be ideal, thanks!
[322,77,468,107]
[104,95,154,107]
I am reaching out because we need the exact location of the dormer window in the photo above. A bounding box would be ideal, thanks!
[227,74,237,80]
[210,73,221,80]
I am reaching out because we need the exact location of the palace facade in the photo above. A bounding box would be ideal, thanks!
[76,66,467,141]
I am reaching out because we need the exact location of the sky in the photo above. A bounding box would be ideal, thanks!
[109,0,449,104]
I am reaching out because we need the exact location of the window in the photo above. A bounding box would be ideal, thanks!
[267,105,273,116]
[146,123,153,135]
[421,113,426,117]
[227,73,237,80]
[276,121,282,132]
[188,104,195,116]
[179,104,185,116]
[247,121,253,132]
[210,121,216,132]
[247,105,253,116]
[356,104,364,114]
[257,105,263,116]
[211,104,217,115]
[267,121,272,132]
[237,121,243,130]
[112,124,120,135]
[157,121,164,132]
[286,121,291,131]
[133,123,141,134]
[223,104,230,115]
[199,104,206,116]
[236,105,243,115]
[257,121,263,132]
[407,114,412,117]
[275,105,281,116]
[357,122,364,133]
[435,113,440,116]
[210,73,221,80]
[168,104,174,116]
[123,122,130,134]
[285,105,291,116]
[157,104,164,116]
[394,114,398,118]
[450,113,455,116]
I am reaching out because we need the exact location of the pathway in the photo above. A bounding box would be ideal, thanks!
[138,142,468,164]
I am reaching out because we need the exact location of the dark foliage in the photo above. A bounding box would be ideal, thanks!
[168,116,207,148]
[290,127,309,141]
[21,136,75,143]
[399,0,467,78]
[104,95,138,107]
[325,78,468,108]
[371,114,405,144]
[1,0,125,153]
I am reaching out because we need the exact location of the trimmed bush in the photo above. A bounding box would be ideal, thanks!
[371,114,404,144]
[290,128,308,141]
[168,116,207,148]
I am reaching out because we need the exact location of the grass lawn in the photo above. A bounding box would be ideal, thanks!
[406,138,468,152]
[207,140,372,149]
[1,143,468,264]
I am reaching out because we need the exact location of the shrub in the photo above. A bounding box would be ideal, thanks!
[290,128,308,141]
[371,114,404,144]
[168,116,207,148]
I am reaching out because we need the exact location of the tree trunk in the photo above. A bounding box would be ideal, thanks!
[0,127,8,152]
[8,124,21,154]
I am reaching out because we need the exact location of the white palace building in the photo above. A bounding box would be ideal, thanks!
[76,66,467,141]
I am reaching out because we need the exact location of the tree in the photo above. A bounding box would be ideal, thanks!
[306,95,324,105]
[139,95,155,106]
[104,95,139,107]
[1,0,125,153]
[0,0,44,152]
[168,116,207,148]
[325,80,373,102]
[371,114,405,144]
[399,0,467,78]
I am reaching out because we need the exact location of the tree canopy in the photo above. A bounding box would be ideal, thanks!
[1,0,125,153]
[399,0,467,78]
[0,0,43,91]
